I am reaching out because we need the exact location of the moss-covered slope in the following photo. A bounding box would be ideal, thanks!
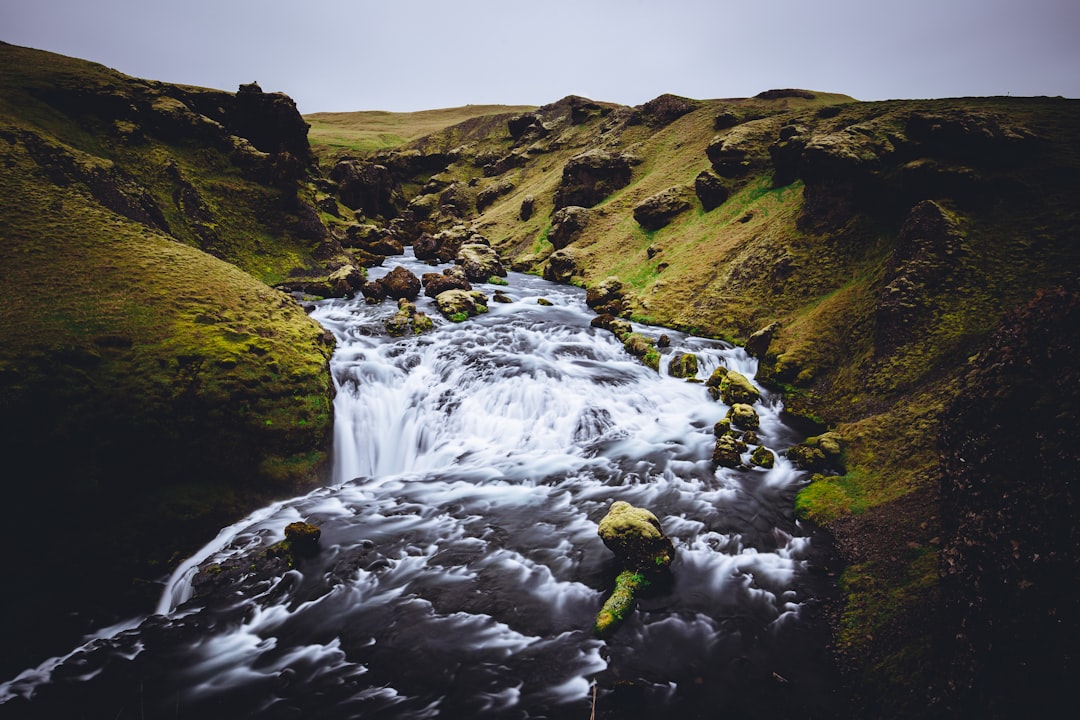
[316,89,1080,717]
[0,42,337,674]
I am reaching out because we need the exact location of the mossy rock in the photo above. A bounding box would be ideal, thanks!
[595,570,647,636]
[727,403,760,430]
[751,445,776,468]
[623,333,660,371]
[597,500,675,571]
[712,434,744,468]
[720,370,761,406]
[668,352,699,379]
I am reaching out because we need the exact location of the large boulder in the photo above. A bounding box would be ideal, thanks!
[706,120,777,178]
[668,352,699,379]
[720,370,761,406]
[586,275,627,316]
[422,269,472,297]
[543,248,583,283]
[456,243,507,282]
[554,149,636,209]
[695,170,730,211]
[597,501,675,571]
[746,322,780,359]
[379,266,421,301]
[434,289,489,321]
[548,206,591,249]
[633,186,694,230]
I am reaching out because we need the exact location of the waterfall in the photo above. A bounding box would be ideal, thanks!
[1,251,841,718]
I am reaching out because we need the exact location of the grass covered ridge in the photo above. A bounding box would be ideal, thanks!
[0,42,337,673]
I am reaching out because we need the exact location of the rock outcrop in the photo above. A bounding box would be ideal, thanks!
[633,186,693,230]
[554,149,636,209]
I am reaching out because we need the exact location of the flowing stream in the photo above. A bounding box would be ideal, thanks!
[1,251,843,718]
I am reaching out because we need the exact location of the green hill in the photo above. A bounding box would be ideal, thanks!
[0,41,342,672]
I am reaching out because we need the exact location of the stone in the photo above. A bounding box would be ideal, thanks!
[385,299,434,336]
[284,521,321,555]
[750,445,775,469]
[668,352,699,379]
[422,270,471,297]
[622,333,660,371]
[695,170,730,211]
[329,160,403,218]
[728,403,760,430]
[788,444,828,471]
[434,289,489,321]
[633,186,693,230]
[456,243,507,282]
[632,93,701,127]
[597,501,675,571]
[412,232,440,261]
[591,314,633,340]
[379,266,421,301]
[360,280,387,304]
[720,370,761,406]
[594,569,647,636]
[712,434,744,468]
[554,149,635,209]
[706,121,776,178]
[548,206,590,250]
[746,322,779,359]
[543,248,582,283]
[585,275,626,316]
[519,194,536,220]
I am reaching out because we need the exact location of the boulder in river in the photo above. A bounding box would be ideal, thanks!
[668,352,699,379]
[379,266,421,301]
[727,402,760,430]
[720,370,761,406]
[597,500,675,571]
[434,288,489,321]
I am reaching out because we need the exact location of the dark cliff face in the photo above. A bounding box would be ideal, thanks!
[936,284,1080,717]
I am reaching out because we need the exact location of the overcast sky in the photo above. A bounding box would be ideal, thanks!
[2,0,1078,113]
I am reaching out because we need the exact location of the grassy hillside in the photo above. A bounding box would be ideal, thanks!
[307,104,537,158]
[312,89,1080,716]
[0,42,339,674]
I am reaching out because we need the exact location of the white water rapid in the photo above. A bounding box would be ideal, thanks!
[0,251,841,718]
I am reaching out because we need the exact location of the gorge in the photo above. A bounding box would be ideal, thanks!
[1,41,1077,718]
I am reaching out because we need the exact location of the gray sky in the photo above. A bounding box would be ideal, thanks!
[2,0,1078,113]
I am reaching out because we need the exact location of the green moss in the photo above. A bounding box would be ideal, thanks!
[448,312,469,323]
[594,570,648,636]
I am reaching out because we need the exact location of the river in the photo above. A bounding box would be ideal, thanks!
[0,251,843,718]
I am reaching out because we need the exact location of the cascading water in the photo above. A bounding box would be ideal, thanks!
[0,251,843,718]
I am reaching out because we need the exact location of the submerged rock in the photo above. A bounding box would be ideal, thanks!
[595,570,647,637]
